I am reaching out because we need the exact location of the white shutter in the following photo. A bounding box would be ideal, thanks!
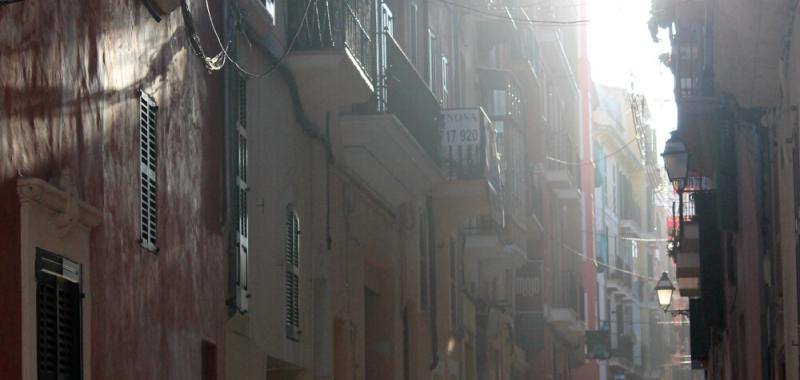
[441,55,448,106]
[139,92,158,252]
[286,209,301,340]
[235,78,250,313]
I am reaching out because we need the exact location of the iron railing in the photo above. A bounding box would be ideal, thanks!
[291,0,376,81]
[613,334,635,363]
[545,132,581,185]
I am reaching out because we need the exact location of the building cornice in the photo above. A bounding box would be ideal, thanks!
[17,177,102,231]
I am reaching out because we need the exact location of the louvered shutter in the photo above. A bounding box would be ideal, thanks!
[285,209,301,341]
[36,250,82,380]
[235,77,250,313]
[139,92,158,252]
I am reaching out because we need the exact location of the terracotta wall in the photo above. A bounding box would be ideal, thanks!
[0,0,226,377]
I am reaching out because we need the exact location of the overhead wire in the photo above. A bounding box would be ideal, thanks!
[202,0,314,78]
[434,0,590,25]
[545,137,638,166]
[180,0,227,71]
[534,223,665,283]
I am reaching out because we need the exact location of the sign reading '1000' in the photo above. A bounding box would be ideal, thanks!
[442,109,482,147]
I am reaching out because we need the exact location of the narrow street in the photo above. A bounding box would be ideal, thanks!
[0,0,796,379]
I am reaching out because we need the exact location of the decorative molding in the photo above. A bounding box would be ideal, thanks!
[17,178,102,230]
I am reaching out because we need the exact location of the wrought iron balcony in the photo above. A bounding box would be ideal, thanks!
[610,333,635,368]
[515,311,545,351]
[290,0,376,81]
[543,132,580,201]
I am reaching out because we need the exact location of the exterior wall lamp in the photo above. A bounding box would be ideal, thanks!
[654,272,690,318]
[662,131,689,247]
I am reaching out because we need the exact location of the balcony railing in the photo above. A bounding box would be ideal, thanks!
[613,333,635,363]
[544,132,580,186]
[610,257,633,291]
[621,199,641,227]
[290,0,376,81]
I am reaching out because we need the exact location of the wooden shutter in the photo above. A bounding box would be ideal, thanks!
[235,77,249,313]
[139,91,158,252]
[36,249,82,380]
[286,209,301,340]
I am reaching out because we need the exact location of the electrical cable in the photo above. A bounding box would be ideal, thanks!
[545,137,638,166]
[181,0,227,71]
[533,222,664,283]
[434,0,590,25]
[203,0,314,78]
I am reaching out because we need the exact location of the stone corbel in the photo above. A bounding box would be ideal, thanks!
[17,177,102,235]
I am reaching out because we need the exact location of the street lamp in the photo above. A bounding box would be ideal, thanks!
[654,272,689,318]
[662,131,689,192]
[662,131,689,248]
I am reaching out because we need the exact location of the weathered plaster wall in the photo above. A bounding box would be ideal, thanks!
[0,0,226,378]
[328,171,402,380]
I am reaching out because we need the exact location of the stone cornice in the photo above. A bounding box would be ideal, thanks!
[17,177,102,229]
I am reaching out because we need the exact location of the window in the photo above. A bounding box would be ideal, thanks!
[427,29,437,89]
[409,2,419,66]
[449,237,457,325]
[139,91,158,252]
[36,249,82,380]
[679,77,696,97]
[234,77,249,313]
[286,208,301,341]
[441,55,448,106]
[377,3,393,112]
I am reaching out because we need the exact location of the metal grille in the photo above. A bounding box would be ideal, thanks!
[285,210,301,339]
[139,92,158,252]
[37,251,81,380]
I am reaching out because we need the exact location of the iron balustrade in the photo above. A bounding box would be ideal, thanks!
[545,132,581,186]
[613,333,635,363]
[291,0,376,82]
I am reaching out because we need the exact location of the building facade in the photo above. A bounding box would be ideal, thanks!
[0,0,228,378]
[591,84,672,380]
[650,0,800,379]
[0,0,621,379]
